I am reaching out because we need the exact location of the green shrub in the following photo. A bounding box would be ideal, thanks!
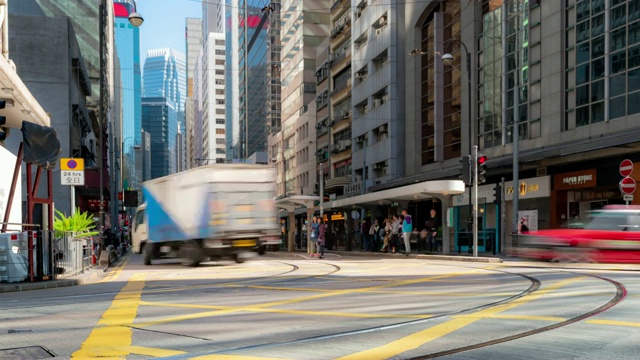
[54,208,100,239]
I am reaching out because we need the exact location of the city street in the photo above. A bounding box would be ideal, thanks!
[2,253,640,360]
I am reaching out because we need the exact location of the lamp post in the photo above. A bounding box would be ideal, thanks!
[439,40,475,255]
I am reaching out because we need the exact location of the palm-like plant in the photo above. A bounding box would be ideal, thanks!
[54,208,100,239]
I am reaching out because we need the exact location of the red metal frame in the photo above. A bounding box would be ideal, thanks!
[24,161,54,282]
[1,142,23,233]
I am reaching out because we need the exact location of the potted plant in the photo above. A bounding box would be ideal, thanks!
[54,208,99,239]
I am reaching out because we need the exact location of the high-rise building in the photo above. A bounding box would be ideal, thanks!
[143,48,187,171]
[141,97,177,178]
[269,0,330,196]
[202,33,227,164]
[113,0,142,189]
[223,0,240,161]
[237,1,270,159]
[185,17,203,168]
[266,0,282,136]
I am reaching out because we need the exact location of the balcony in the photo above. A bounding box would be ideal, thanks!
[325,176,351,190]
[330,139,352,154]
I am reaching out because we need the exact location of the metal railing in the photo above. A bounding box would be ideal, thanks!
[54,233,93,277]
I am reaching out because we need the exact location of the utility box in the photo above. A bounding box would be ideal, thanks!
[0,232,29,282]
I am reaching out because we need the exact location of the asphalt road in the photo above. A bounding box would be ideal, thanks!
[1,252,640,360]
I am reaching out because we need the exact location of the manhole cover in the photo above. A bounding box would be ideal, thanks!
[0,346,55,359]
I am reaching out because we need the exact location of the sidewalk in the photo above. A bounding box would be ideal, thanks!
[270,249,503,263]
[0,253,128,294]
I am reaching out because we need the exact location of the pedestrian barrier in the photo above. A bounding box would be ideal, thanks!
[54,232,93,276]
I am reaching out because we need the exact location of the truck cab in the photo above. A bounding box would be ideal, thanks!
[131,204,147,254]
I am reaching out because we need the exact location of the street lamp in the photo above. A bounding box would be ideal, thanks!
[439,40,475,255]
[128,12,144,27]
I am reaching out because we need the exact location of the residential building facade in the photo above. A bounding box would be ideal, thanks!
[203,32,227,164]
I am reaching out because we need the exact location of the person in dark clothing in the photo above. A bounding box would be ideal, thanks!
[361,219,370,251]
[425,209,440,252]
[318,219,326,259]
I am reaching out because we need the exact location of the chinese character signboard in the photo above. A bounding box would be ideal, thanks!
[60,158,85,186]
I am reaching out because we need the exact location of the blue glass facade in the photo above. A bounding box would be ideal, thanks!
[113,1,142,151]
[143,48,187,133]
[141,97,178,178]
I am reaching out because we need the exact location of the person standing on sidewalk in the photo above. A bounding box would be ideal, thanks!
[401,209,413,255]
[318,219,326,259]
[309,217,319,257]
[425,209,439,252]
[361,219,371,251]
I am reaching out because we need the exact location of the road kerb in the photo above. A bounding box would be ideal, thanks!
[416,255,503,263]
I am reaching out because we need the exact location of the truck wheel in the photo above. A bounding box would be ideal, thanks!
[234,254,246,264]
[143,242,153,265]
[180,241,203,267]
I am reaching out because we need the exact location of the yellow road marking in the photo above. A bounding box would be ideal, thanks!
[455,314,567,322]
[587,319,640,328]
[190,355,290,360]
[135,268,491,328]
[71,273,146,359]
[222,284,517,297]
[139,301,432,319]
[336,276,585,360]
[98,257,128,283]
[127,345,186,357]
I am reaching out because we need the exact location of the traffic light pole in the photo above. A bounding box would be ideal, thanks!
[473,145,479,258]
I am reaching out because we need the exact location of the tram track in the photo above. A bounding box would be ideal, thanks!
[159,266,627,360]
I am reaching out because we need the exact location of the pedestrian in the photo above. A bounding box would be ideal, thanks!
[361,219,370,251]
[370,220,380,252]
[390,215,401,253]
[401,209,413,255]
[318,218,326,259]
[380,218,391,252]
[425,209,439,252]
[309,216,319,257]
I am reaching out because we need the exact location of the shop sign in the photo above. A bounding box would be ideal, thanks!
[331,213,345,221]
[504,176,551,201]
[554,169,597,190]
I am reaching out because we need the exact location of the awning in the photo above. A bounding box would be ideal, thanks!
[0,55,50,129]
[275,195,321,211]
[325,180,465,209]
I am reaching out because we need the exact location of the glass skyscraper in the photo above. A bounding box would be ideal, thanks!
[143,48,186,178]
[141,97,177,178]
[113,1,142,176]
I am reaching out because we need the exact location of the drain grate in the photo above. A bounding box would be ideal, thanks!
[0,346,55,359]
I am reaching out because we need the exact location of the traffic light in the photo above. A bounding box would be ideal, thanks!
[459,155,472,185]
[477,154,488,184]
[0,100,7,141]
[493,184,502,204]
[124,190,138,207]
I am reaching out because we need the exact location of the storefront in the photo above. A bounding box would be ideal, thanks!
[551,169,601,228]
[453,175,551,254]
[453,184,500,253]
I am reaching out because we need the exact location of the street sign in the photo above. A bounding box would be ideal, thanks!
[61,170,85,186]
[620,176,636,194]
[60,158,85,171]
[619,159,633,177]
[624,194,634,201]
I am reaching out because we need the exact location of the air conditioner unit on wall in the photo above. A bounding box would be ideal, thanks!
[373,99,381,107]
[376,28,382,36]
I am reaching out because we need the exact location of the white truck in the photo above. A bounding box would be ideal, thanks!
[131,164,281,266]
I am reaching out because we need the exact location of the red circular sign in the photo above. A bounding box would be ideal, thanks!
[620,177,636,194]
[620,159,633,177]
[67,159,77,169]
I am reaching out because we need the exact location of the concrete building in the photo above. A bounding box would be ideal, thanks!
[6,14,93,217]
[269,0,330,198]
[266,0,282,137]
[202,32,227,164]
[222,0,241,161]
[0,1,53,235]
[185,17,202,169]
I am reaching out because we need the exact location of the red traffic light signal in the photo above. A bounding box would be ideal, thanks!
[477,155,488,165]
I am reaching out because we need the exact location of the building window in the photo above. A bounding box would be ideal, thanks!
[216,118,225,125]
[216,138,225,144]
[216,129,225,135]
[216,109,225,115]
[567,0,640,126]
[216,49,226,55]
[333,159,352,177]
[420,1,462,164]
[217,99,225,105]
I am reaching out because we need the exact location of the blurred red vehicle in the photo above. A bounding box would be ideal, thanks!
[517,205,640,263]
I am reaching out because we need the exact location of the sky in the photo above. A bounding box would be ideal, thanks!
[137,0,202,64]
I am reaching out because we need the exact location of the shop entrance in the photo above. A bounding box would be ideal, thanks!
[454,201,499,254]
